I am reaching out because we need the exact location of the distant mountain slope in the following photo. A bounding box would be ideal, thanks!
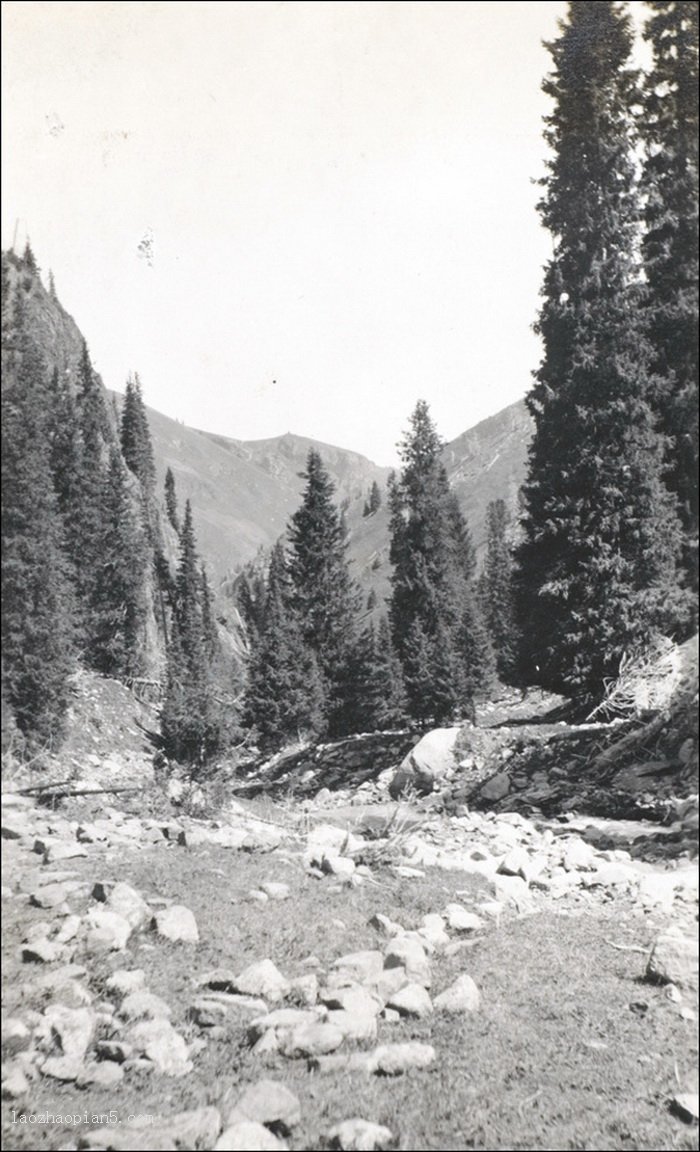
[139,394,533,596]
[443,400,534,552]
[129,400,392,580]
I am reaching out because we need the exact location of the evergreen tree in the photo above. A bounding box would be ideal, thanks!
[361,617,408,731]
[640,0,699,587]
[287,449,360,731]
[363,480,383,517]
[22,241,37,273]
[66,340,110,648]
[164,467,180,533]
[244,541,324,750]
[120,374,156,499]
[90,449,150,677]
[161,501,223,766]
[516,1,691,698]
[481,499,519,682]
[388,401,487,723]
[1,319,74,745]
[200,565,220,662]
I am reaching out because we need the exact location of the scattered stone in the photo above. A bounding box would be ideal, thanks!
[118,991,172,1022]
[386,983,432,1019]
[104,882,151,929]
[94,1040,132,1063]
[85,908,132,952]
[235,959,290,1002]
[287,974,318,1006]
[2,1017,31,1056]
[383,937,431,987]
[321,985,382,1018]
[127,1019,192,1076]
[434,974,481,1014]
[371,1042,436,1075]
[327,1119,394,1151]
[1,1064,30,1098]
[260,882,291,901]
[76,1061,124,1088]
[369,913,404,938]
[443,904,485,933]
[671,1094,699,1124]
[479,772,510,802]
[225,1079,301,1133]
[279,1021,345,1058]
[29,882,73,909]
[153,904,199,943]
[105,969,147,1000]
[331,951,384,988]
[215,1121,288,1151]
[44,841,89,863]
[493,874,536,912]
[189,998,229,1028]
[390,727,461,797]
[326,1009,378,1043]
[561,838,598,872]
[322,856,356,880]
[418,914,449,949]
[197,968,239,993]
[157,1107,223,1149]
[646,927,699,990]
[22,938,63,963]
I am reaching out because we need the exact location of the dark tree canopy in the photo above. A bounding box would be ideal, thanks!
[389,401,490,723]
[516,1,691,698]
[641,0,699,588]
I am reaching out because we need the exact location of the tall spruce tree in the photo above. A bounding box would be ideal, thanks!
[388,401,489,723]
[90,449,150,677]
[287,449,360,733]
[1,318,74,745]
[244,541,325,750]
[120,374,156,497]
[516,1,691,698]
[481,499,519,683]
[164,467,180,533]
[640,0,699,588]
[361,617,408,731]
[67,340,111,651]
[161,501,222,766]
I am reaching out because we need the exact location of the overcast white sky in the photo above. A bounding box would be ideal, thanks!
[3,1,588,462]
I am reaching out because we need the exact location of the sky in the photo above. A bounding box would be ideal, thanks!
[2,1,582,464]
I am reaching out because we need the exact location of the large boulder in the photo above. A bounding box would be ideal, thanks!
[390,728,462,798]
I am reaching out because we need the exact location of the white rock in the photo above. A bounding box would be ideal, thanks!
[105,882,151,930]
[386,983,432,1019]
[647,927,699,989]
[383,937,431,987]
[127,1019,192,1077]
[235,959,290,1002]
[279,1022,344,1058]
[443,904,485,933]
[226,1079,300,1132]
[328,1118,394,1150]
[215,1120,288,1150]
[153,905,199,943]
[370,1042,436,1075]
[671,1093,699,1123]
[434,974,481,1014]
[85,908,132,952]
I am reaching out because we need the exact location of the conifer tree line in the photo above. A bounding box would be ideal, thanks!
[516,0,698,700]
[240,405,493,751]
[2,0,696,754]
[0,249,230,757]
